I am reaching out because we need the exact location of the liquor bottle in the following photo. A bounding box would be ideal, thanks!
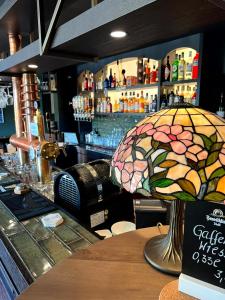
[191,87,197,106]
[84,73,89,91]
[87,73,91,91]
[136,93,140,112]
[82,74,86,91]
[160,98,166,109]
[88,72,93,91]
[119,93,124,113]
[151,95,157,112]
[99,98,103,113]
[99,70,104,90]
[84,96,89,112]
[113,100,119,112]
[139,91,145,113]
[82,95,85,113]
[144,93,149,113]
[107,97,112,113]
[117,60,122,87]
[112,73,117,88]
[103,98,107,113]
[130,92,134,113]
[144,59,150,84]
[185,86,191,103]
[172,54,179,82]
[96,98,101,113]
[106,98,110,113]
[217,92,225,117]
[109,68,113,88]
[143,60,147,84]
[103,76,109,89]
[149,95,153,112]
[174,90,180,103]
[134,92,138,113]
[192,52,199,80]
[137,57,144,84]
[164,56,171,81]
[185,51,193,80]
[128,92,132,113]
[156,66,159,82]
[178,52,185,81]
[160,93,167,109]
[168,91,175,105]
[122,69,127,86]
[88,96,92,112]
[150,65,157,83]
[124,92,128,113]
[179,86,185,103]
[97,71,101,90]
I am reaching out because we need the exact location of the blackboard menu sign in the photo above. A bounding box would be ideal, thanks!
[182,201,225,289]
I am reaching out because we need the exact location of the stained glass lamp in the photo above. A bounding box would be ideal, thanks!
[111,104,225,275]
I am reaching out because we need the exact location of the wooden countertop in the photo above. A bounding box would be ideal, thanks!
[18,226,176,300]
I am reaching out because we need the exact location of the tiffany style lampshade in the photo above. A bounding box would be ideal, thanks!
[111,104,225,275]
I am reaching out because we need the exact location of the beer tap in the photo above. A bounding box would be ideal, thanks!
[45,112,51,139]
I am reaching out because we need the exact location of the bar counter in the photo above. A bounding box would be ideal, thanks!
[0,165,99,299]
[17,226,178,300]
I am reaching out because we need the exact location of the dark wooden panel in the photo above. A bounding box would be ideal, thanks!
[52,0,157,49]
[53,0,225,59]
[0,240,28,293]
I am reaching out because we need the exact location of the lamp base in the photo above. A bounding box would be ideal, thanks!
[144,234,181,275]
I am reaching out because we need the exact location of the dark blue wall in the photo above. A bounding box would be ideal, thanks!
[0,106,15,137]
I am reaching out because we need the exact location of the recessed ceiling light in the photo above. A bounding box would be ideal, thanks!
[28,64,38,69]
[110,31,127,38]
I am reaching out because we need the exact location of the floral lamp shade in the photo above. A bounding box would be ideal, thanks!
[111,106,225,203]
[111,105,225,275]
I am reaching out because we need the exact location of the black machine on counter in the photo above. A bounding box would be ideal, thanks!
[54,159,134,230]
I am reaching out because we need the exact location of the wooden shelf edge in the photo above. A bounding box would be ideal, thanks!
[161,79,197,86]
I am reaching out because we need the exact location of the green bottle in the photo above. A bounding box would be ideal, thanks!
[172,54,179,82]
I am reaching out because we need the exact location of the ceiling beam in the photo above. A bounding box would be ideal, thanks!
[36,0,45,55]
[37,0,65,56]
[208,0,225,10]
[41,0,64,55]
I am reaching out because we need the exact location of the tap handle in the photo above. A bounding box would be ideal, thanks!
[45,112,51,135]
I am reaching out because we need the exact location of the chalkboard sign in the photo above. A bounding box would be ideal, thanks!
[182,201,225,289]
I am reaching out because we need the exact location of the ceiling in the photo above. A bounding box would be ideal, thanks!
[1,0,225,75]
